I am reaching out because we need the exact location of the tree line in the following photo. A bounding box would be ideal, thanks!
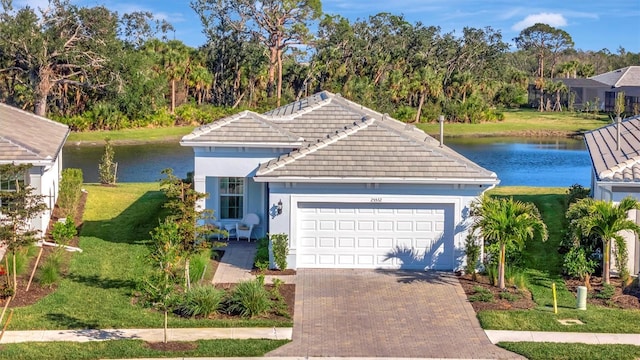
[0,0,638,130]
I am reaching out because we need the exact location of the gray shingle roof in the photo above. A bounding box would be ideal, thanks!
[182,111,303,146]
[584,115,640,182]
[590,66,640,87]
[0,103,69,164]
[182,91,498,184]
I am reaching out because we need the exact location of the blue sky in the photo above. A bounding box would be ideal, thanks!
[17,0,640,52]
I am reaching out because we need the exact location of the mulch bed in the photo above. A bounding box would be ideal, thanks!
[565,276,640,310]
[0,191,88,308]
[214,283,295,320]
[457,273,537,312]
[250,268,296,276]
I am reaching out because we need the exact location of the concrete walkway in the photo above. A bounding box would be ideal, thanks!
[0,327,292,344]
[212,241,296,284]
[486,330,640,345]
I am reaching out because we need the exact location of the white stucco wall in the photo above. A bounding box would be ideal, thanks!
[26,154,62,236]
[266,182,490,270]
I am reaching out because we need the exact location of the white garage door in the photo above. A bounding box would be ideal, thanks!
[296,202,454,270]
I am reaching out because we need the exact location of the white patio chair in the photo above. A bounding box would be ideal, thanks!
[235,213,260,241]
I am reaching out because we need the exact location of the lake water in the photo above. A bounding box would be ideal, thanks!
[63,137,592,187]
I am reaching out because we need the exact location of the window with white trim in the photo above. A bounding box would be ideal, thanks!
[219,177,244,219]
[0,172,26,213]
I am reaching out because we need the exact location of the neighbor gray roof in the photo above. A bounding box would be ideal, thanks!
[584,115,640,182]
[0,103,70,165]
[590,66,640,88]
[556,78,608,88]
[182,91,498,184]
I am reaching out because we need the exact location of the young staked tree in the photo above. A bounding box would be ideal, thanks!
[0,164,47,292]
[471,195,548,289]
[146,220,182,343]
[567,197,640,284]
[98,139,117,185]
[160,168,219,290]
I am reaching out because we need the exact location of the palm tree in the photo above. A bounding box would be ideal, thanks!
[409,67,442,123]
[567,197,640,284]
[471,195,548,289]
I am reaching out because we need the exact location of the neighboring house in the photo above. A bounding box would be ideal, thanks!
[0,103,70,235]
[584,115,640,275]
[528,66,640,112]
[181,91,499,270]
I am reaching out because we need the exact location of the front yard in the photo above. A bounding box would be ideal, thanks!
[6,183,292,330]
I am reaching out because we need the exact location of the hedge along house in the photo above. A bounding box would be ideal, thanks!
[585,115,640,276]
[0,103,70,235]
[181,92,499,270]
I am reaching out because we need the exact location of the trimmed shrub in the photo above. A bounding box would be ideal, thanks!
[227,277,272,318]
[38,255,62,287]
[176,285,225,318]
[58,168,83,218]
[270,233,289,270]
[464,234,480,280]
[469,286,493,302]
[499,291,521,302]
[596,283,616,300]
[253,237,269,268]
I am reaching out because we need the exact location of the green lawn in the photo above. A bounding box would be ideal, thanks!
[67,126,195,144]
[0,339,288,360]
[418,108,609,137]
[10,183,291,330]
[499,342,640,360]
[477,186,640,333]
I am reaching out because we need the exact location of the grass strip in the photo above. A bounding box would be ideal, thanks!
[0,339,288,360]
[499,342,640,360]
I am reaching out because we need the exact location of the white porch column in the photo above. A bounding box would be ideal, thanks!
[194,175,206,211]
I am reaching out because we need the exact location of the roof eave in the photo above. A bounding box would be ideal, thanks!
[180,140,302,148]
[0,159,54,166]
[253,176,500,185]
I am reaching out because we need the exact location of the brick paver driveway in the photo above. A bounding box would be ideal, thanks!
[268,269,523,359]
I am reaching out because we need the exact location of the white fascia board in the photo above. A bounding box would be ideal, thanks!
[180,141,302,148]
[0,160,52,166]
[254,176,500,185]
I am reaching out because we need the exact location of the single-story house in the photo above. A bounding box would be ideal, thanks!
[182,92,499,270]
[0,103,70,235]
[528,66,640,113]
[584,115,640,275]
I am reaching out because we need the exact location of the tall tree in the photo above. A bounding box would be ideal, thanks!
[192,0,322,106]
[0,0,119,116]
[471,195,548,289]
[514,23,573,111]
[567,197,640,284]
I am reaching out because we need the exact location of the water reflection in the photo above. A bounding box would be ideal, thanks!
[63,137,591,187]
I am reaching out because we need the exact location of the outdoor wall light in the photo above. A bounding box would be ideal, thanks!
[277,199,283,215]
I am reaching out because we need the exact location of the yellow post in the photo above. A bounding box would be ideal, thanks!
[552,282,558,314]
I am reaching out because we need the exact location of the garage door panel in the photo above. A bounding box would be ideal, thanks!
[297,202,454,270]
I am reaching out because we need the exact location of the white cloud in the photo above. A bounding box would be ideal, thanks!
[511,12,568,31]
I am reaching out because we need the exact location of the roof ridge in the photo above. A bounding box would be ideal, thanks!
[264,93,333,120]
[600,155,640,179]
[251,114,305,141]
[257,116,374,175]
[182,110,253,140]
[614,66,632,88]
[0,103,69,130]
[0,135,46,159]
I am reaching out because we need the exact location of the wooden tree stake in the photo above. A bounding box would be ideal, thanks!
[26,247,44,292]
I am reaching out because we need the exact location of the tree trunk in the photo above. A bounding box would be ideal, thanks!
[276,48,283,107]
[585,273,591,291]
[267,47,277,98]
[34,67,53,117]
[415,92,425,123]
[163,310,168,343]
[185,258,191,290]
[603,239,611,284]
[498,243,506,289]
[170,79,176,114]
[12,253,17,293]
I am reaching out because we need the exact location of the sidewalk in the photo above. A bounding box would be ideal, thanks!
[212,241,296,284]
[485,330,640,345]
[0,327,292,344]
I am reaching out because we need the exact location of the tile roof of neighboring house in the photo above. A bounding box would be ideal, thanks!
[584,115,640,182]
[182,91,499,184]
[590,66,640,88]
[556,78,608,87]
[0,103,70,165]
